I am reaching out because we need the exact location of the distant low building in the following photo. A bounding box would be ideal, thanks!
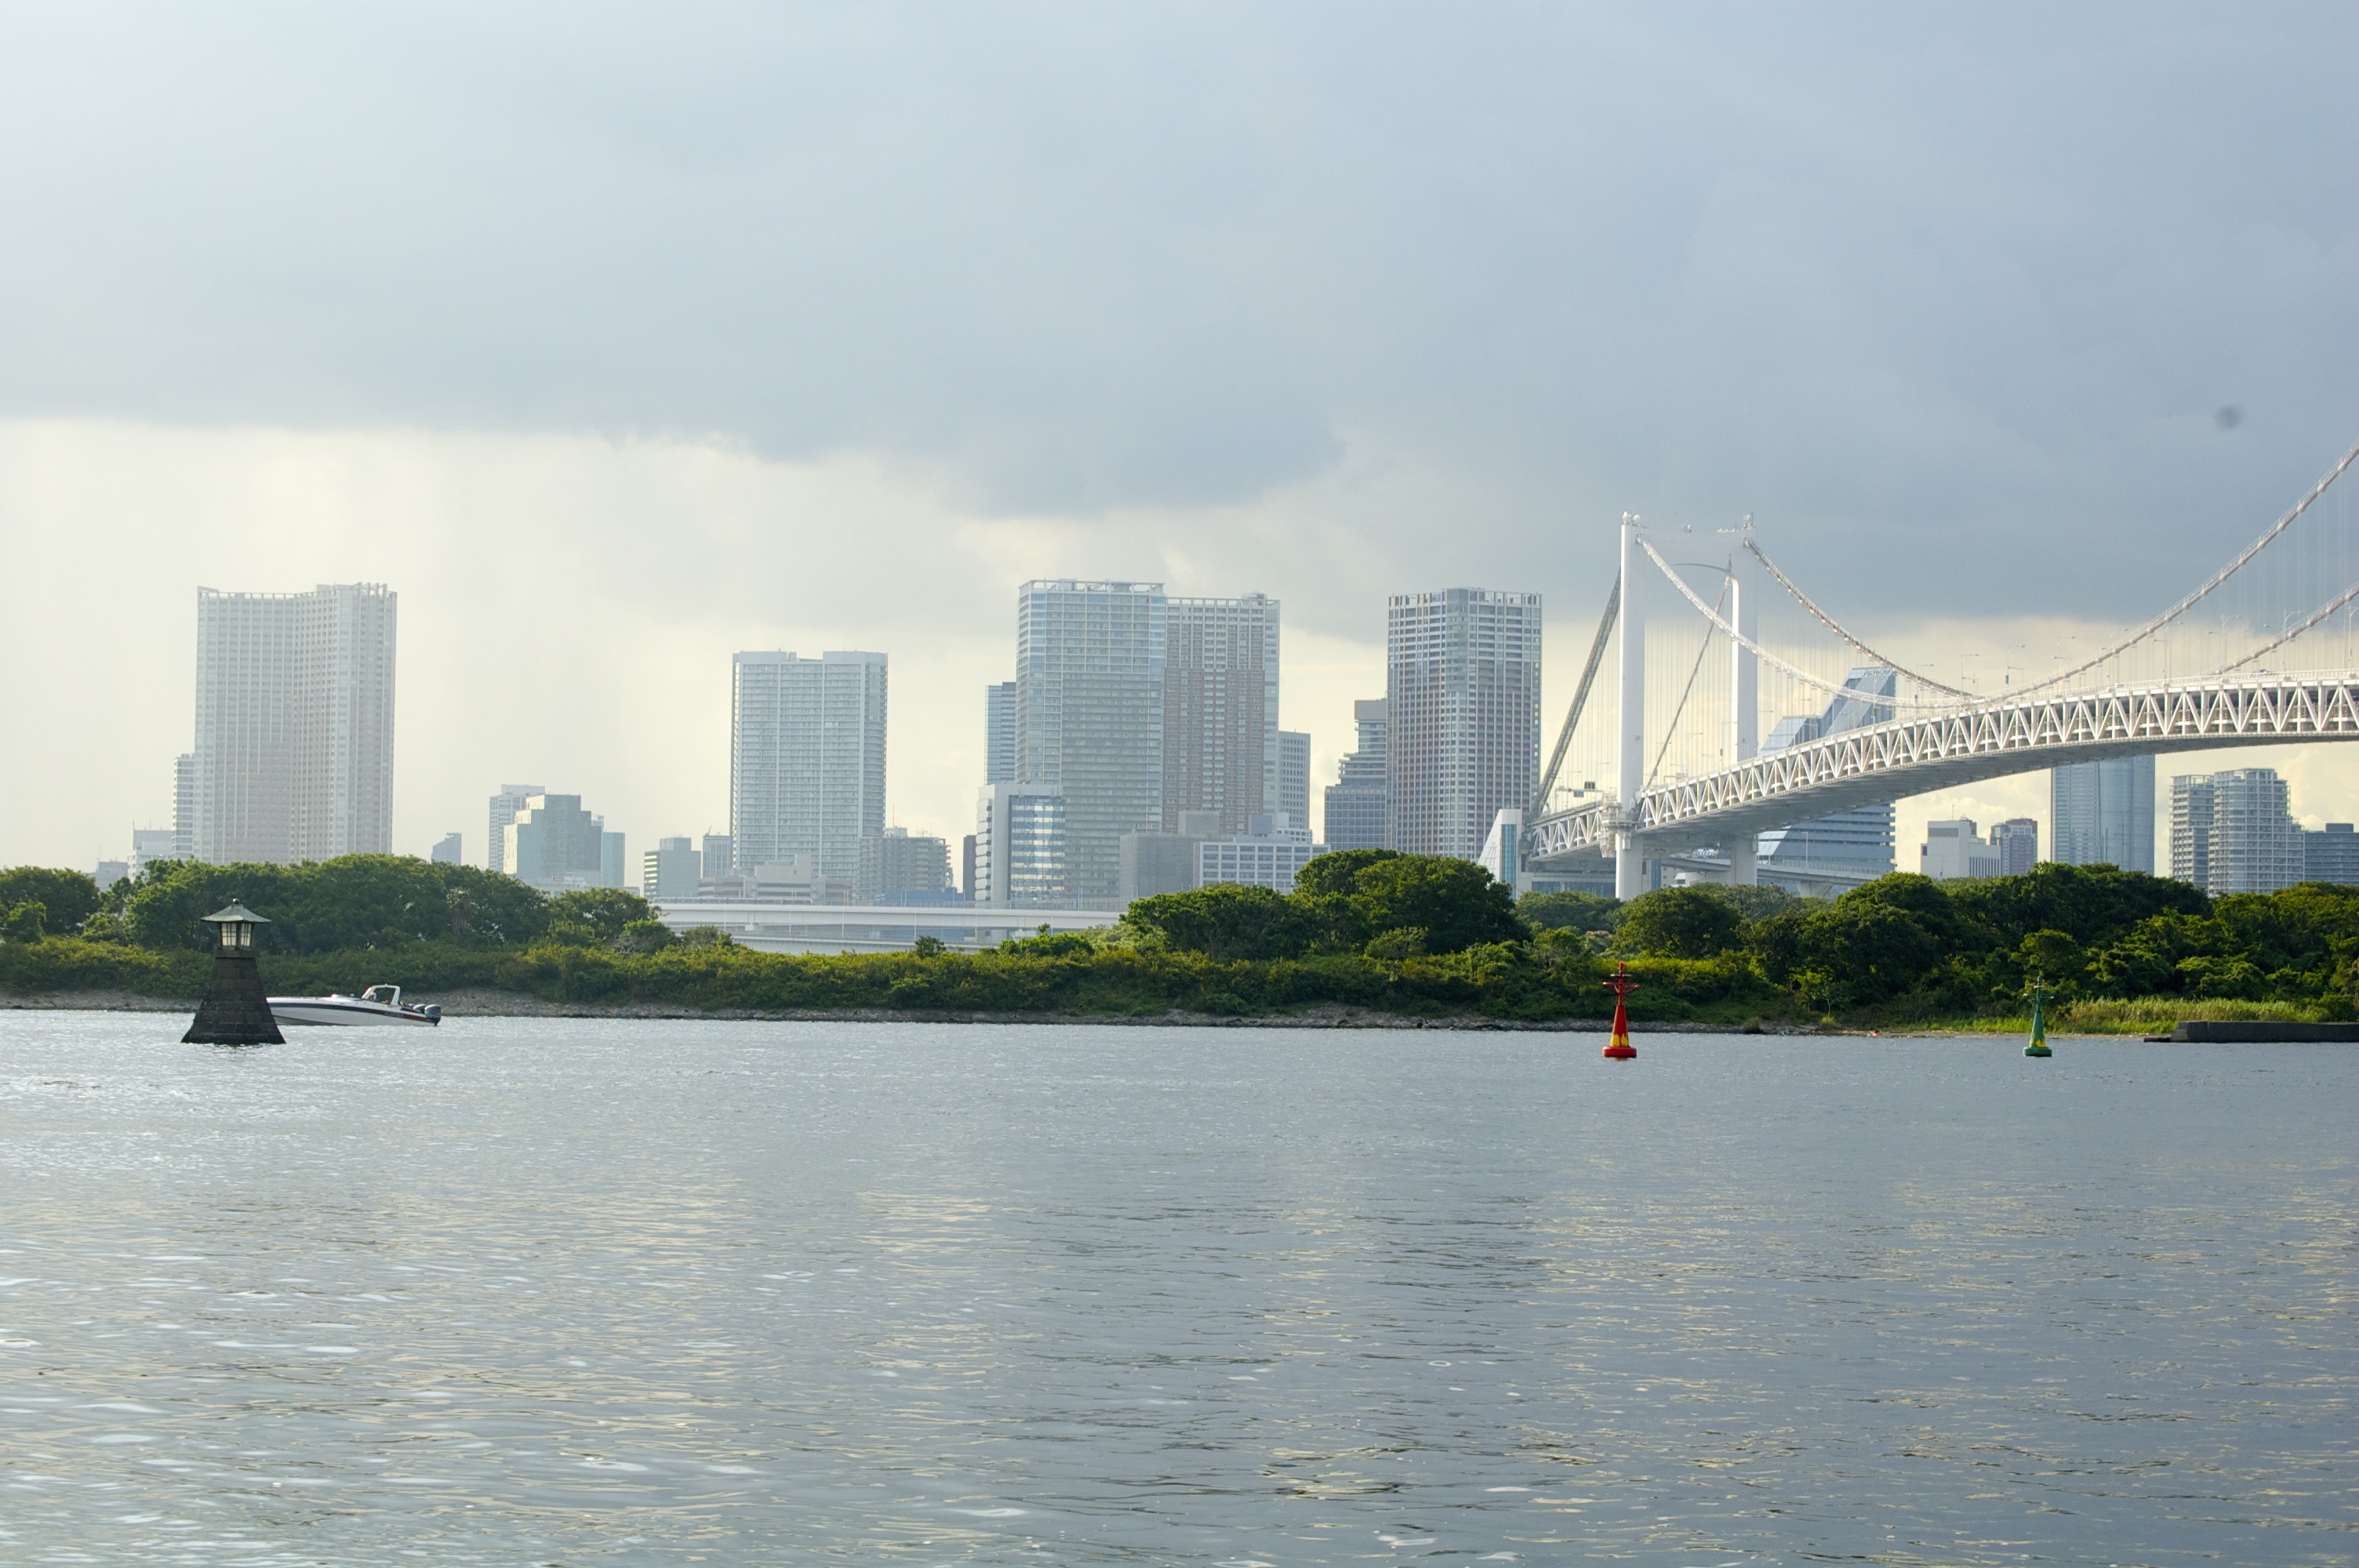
[94,859,129,887]
[502,793,616,891]
[1120,810,1221,903]
[488,785,545,873]
[1198,813,1323,895]
[859,828,953,905]
[429,833,463,865]
[1991,818,2038,876]
[130,827,178,877]
[644,837,702,900]
[1921,818,2002,880]
[2304,822,2359,885]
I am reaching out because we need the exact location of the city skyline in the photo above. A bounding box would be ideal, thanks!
[37,561,2359,898]
[6,9,2355,885]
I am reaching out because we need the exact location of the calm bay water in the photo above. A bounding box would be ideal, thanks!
[0,1014,2349,1566]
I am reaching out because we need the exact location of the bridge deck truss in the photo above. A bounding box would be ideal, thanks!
[1525,673,2359,863]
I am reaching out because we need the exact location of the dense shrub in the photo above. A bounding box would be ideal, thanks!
[0,868,104,936]
[113,856,551,953]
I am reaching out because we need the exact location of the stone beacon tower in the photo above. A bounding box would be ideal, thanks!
[181,903,285,1046]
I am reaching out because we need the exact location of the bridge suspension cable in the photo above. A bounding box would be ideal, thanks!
[1637,536,1951,710]
[1529,573,1618,815]
[1742,536,1971,698]
[2008,432,2359,696]
[2202,570,2359,680]
[1648,572,1729,787]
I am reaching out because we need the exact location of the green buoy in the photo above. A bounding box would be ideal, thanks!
[2023,977,2052,1058]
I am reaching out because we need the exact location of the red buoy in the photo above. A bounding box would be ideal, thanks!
[1601,960,1638,1059]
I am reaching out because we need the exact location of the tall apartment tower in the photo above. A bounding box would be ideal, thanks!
[732,651,889,887]
[2172,768,2302,895]
[985,681,1017,785]
[1016,581,1167,909]
[1161,593,1280,834]
[1277,730,1310,833]
[1385,589,1543,861]
[192,583,396,864]
[1323,699,1389,851]
[2052,756,2155,873]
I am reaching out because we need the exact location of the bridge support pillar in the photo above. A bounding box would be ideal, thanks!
[1615,836,1645,899]
[1728,840,1757,886]
[1616,510,1645,901]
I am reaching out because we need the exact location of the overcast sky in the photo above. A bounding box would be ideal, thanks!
[4,2,2356,872]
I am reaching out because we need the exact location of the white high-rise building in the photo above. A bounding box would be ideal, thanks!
[732,651,889,888]
[2172,768,2303,895]
[1163,593,1280,834]
[975,782,1067,909]
[1386,588,1543,861]
[1016,582,1166,909]
[192,583,396,865]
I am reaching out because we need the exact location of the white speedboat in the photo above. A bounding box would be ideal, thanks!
[268,985,442,1027]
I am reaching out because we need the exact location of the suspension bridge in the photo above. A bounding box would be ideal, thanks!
[1516,436,2359,898]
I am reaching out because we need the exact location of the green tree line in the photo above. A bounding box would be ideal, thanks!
[9,850,2359,1025]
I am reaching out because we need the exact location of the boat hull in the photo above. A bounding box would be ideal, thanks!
[268,998,441,1027]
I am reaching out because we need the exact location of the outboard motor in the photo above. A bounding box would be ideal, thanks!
[424,1004,442,1022]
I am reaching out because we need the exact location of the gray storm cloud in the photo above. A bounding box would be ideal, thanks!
[1,0,2355,631]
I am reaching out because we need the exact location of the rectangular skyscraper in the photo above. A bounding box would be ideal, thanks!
[732,651,889,887]
[1016,581,1166,909]
[193,583,396,864]
[172,753,196,859]
[1386,589,1543,861]
[1323,699,1388,851]
[985,681,1016,785]
[1277,730,1310,833]
[1162,594,1279,834]
[2052,756,2155,873]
